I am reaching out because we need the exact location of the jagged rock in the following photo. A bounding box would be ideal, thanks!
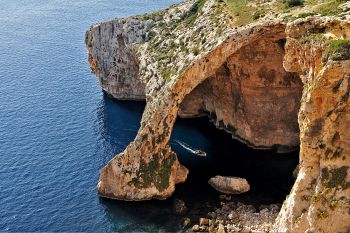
[274,18,350,233]
[192,224,200,232]
[217,223,226,233]
[203,201,280,233]
[183,217,191,228]
[208,176,250,194]
[85,18,149,100]
[199,218,209,226]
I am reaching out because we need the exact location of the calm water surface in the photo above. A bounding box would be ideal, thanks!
[0,0,181,231]
[0,0,298,231]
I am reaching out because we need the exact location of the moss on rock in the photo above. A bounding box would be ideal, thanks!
[321,166,350,189]
[129,151,176,192]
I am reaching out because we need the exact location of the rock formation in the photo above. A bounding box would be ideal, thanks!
[274,18,350,233]
[85,0,350,231]
[208,176,250,194]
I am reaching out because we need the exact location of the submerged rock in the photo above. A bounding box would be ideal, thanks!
[183,217,191,228]
[173,198,187,215]
[192,224,200,232]
[208,176,250,194]
[199,218,209,226]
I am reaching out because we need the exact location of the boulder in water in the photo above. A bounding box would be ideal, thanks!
[208,176,250,194]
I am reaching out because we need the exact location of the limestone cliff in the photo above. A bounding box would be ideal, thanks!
[85,18,149,100]
[86,0,350,232]
[274,18,350,233]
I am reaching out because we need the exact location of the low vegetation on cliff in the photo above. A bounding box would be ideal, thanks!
[135,0,233,86]
[224,0,349,25]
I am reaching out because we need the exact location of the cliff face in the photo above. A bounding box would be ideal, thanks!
[178,38,302,150]
[274,18,350,233]
[85,0,350,232]
[85,18,150,100]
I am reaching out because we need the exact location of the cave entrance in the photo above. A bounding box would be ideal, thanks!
[170,36,303,206]
[170,116,299,205]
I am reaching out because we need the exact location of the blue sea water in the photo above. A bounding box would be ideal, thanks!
[0,0,182,231]
[0,0,298,232]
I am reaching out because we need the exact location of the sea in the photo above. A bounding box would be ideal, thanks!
[0,0,298,232]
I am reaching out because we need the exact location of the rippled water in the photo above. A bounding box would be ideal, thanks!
[0,0,298,231]
[0,1,181,231]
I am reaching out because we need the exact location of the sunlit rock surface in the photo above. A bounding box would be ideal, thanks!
[274,18,350,233]
[208,176,250,194]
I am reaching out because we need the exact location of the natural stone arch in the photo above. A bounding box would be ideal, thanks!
[96,22,290,201]
[178,37,302,151]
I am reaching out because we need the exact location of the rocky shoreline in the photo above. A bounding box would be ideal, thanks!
[193,202,279,233]
[176,194,281,233]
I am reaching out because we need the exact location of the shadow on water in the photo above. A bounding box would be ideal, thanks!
[97,99,299,232]
[171,117,299,204]
[95,94,146,165]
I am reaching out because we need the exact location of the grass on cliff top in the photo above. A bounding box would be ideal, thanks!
[315,0,348,16]
[327,39,350,61]
[223,0,348,26]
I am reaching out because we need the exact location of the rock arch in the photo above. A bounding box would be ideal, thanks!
[96,22,295,200]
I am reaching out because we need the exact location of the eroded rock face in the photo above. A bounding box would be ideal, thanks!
[179,38,302,150]
[85,18,151,100]
[274,18,350,233]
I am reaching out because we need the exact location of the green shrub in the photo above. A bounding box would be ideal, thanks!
[297,12,316,18]
[185,0,206,26]
[284,0,304,7]
[252,10,265,20]
[315,0,345,16]
[193,46,200,56]
[328,39,350,61]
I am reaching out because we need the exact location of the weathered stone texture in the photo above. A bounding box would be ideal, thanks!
[85,18,152,100]
[274,18,350,233]
[179,38,302,150]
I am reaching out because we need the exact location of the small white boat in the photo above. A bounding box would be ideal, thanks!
[175,140,207,157]
[195,150,207,157]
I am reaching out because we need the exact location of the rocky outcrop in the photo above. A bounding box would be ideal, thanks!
[90,0,234,201]
[193,201,281,232]
[208,176,250,194]
[86,0,350,231]
[85,18,151,100]
[273,18,350,233]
